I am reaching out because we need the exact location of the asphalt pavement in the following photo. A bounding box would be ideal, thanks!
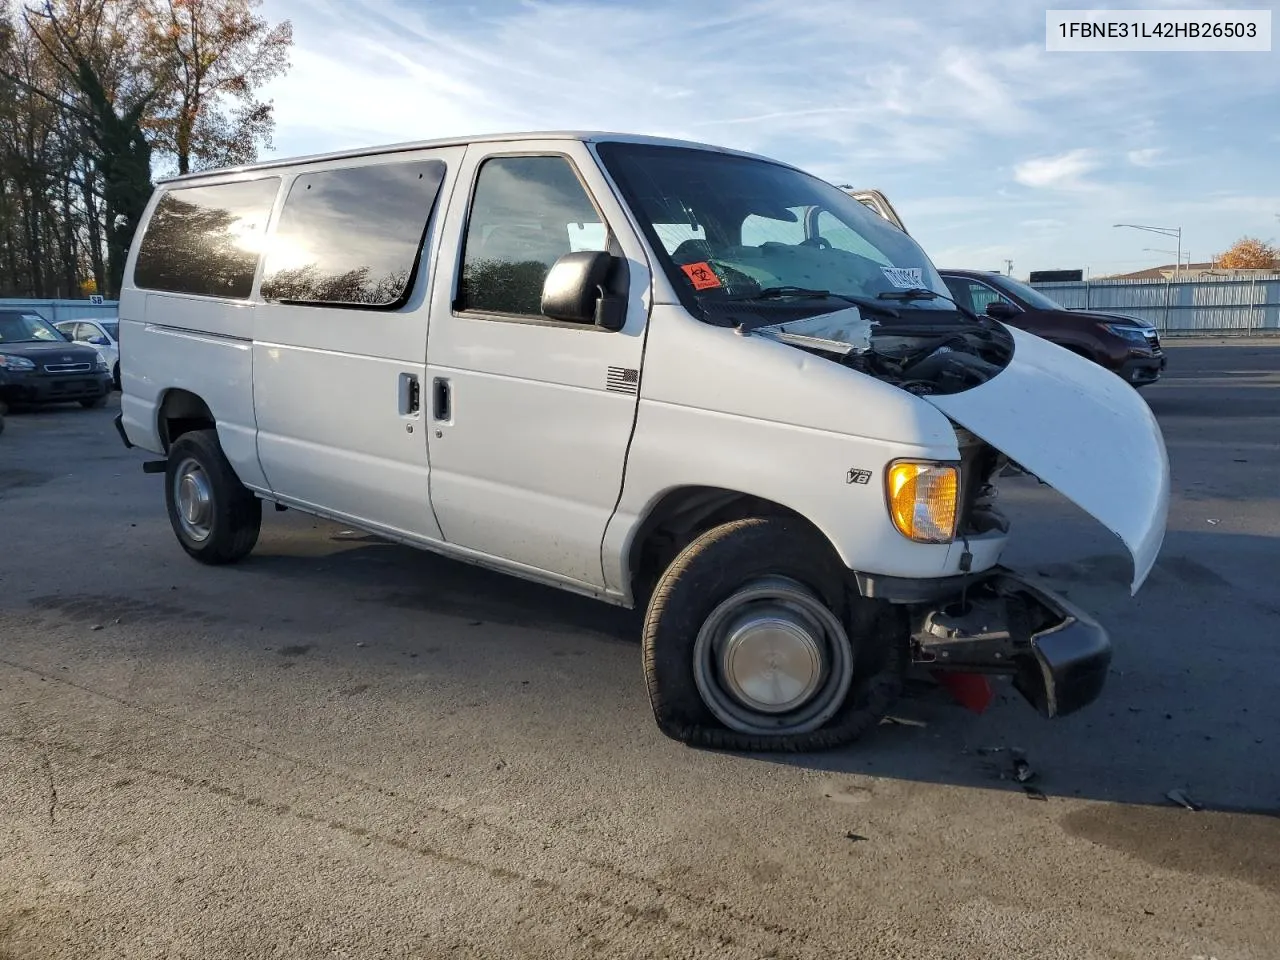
[2,339,1278,959]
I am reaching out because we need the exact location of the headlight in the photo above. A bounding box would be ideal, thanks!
[1102,323,1150,343]
[886,460,959,543]
[0,354,36,372]
[94,357,109,371]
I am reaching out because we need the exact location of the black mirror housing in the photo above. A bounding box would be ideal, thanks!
[986,300,1018,320]
[541,251,625,330]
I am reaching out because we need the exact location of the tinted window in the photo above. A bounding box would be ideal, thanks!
[458,156,607,317]
[0,312,61,342]
[134,178,280,298]
[260,159,447,307]
[946,278,1012,314]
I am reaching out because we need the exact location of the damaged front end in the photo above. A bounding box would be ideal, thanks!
[910,572,1111,718]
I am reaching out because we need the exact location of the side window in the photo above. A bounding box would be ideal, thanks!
[458,156,607,318]
[134,177,280,299]
[966,281,1011,314]
[740,208,805,246]
[261,158,447,307]
[814,210,894,266]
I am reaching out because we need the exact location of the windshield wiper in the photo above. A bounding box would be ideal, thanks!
[739,286,900,318]
[878,287,983,323]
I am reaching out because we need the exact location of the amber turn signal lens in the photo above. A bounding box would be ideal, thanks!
[886,461,959,543]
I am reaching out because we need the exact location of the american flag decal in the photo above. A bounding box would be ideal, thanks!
[606,366,639,395]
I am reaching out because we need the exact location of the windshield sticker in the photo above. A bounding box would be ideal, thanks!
[880,267,923,289]
[680,261,722,291]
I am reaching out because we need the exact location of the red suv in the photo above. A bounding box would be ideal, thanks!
[938,270,1166,387]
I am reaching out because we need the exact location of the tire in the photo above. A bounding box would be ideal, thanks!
[164,428,261,564]
[112,363,121,391]
[80,395,107,409]
[641,517,907,752]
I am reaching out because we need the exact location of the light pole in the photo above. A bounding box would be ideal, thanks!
[1115,223,1182,280]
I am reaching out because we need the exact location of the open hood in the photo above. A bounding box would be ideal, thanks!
[923,325,1169,594]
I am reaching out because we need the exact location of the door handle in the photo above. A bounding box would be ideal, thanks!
[433,377,451,422]
[398,373,420,415]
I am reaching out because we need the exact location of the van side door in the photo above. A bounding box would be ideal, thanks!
[251,147,464,539]
[423,141,652,592]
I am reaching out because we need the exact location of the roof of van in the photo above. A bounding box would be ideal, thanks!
[155,131,793,184]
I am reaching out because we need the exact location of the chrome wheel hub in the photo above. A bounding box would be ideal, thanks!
[693,576,855,736]
[174,458,213,542]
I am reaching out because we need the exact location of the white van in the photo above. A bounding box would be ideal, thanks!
[114,132,1169,751]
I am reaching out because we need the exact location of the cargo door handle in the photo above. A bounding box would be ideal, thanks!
[433,377,451,422]
[399,373,420,415]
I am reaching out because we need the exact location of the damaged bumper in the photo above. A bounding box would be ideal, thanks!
[908,569,1111,719]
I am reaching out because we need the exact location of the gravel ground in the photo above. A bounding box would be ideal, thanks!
[2,340,1278,959]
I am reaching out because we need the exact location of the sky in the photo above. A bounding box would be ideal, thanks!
[256,0,1280,279]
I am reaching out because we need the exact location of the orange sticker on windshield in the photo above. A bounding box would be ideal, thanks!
[680,261,722,290]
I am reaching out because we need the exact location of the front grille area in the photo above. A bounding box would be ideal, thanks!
[43,362,92,373]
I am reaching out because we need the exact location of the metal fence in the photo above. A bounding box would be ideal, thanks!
[1029,277,1280,336]
[1,298,120,323]
[8,282,1280,338]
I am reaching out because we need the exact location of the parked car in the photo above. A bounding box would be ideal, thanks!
[938,269,1167,387]
[0,309,113,409]
[113,131,1169,752]
[55,317,121,389]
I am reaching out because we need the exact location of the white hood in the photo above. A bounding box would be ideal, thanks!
[924,325,1170,594]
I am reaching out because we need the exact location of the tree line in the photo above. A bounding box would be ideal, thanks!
[0,0,291,299]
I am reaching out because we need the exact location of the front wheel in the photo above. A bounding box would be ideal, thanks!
[642,517,906,752]
[164,428,262,564]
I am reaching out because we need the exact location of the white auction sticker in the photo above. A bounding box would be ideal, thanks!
[881,267,924,289]
[1047,10,1271,51]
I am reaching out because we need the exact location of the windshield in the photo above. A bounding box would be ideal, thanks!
[0,312,63,344]
[988,274,1065,312]
[101,321,119,340]
[595,143,956,317]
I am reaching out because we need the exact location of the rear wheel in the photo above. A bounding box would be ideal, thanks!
[164,428,261,564]
[642,517,907,751]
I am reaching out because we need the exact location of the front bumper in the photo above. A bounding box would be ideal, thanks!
[907,569,1111,718]
[1120,353,1166,385]
[0,370,113,403]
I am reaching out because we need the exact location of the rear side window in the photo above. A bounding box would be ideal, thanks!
[260,159,448,308]
[134,178,280,298]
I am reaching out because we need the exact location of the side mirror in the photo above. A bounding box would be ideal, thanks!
[88,335,107,345]
[985,300,1018,320]
[541,251,626,331]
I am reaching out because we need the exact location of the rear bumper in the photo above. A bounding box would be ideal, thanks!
[0,371,113,403]
[907,568,1111,718]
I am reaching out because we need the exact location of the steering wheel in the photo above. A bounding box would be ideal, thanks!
[799,236,831,249]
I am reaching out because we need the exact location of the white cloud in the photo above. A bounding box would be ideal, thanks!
[1127,148,1164,167]
[1013,149,1102,190]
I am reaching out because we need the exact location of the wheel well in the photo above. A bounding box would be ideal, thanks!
[627,486,836,610]
[157,389,215,451]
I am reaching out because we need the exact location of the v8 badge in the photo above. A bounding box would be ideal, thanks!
[846,468,872,485]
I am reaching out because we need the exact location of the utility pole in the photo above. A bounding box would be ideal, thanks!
[1003,259,1013,276]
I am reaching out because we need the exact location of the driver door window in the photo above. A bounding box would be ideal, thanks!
[457,156,608,319]
[946,278,1012,315]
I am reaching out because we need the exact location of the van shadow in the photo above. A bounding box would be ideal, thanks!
[237,520,1280,816]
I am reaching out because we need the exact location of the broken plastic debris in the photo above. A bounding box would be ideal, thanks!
[1165,789,1203,811]
[1013,758,1036,783]
[752,306,874,355]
